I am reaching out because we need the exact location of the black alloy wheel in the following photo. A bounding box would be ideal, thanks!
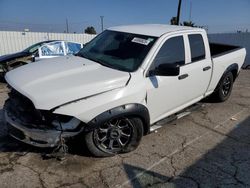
[221,76,232,97]
[84,116,143,157]
[93,118,133,153]
[213,71,234,102]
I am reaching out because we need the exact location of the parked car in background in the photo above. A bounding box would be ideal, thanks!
[34,41,83,61]
[0,40,83,75]
[0,40,54,74]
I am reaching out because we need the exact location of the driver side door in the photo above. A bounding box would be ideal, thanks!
[146,34,190,123]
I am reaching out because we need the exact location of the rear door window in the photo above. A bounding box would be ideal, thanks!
[188,34,205,62]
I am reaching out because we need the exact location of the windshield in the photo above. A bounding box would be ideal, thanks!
[77,30,157,72]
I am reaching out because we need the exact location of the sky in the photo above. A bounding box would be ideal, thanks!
[0,0,250,34]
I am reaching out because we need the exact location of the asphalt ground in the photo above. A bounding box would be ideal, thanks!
[0,70,249,188]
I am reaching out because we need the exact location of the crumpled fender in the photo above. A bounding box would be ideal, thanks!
[84,103,150,135]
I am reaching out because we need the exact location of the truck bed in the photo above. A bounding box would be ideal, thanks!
[206,43,246,94]
[209,43,240,57]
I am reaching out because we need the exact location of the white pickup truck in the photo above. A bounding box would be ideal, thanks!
[3,24,246,157]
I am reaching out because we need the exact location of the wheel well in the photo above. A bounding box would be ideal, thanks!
[128,115,150,135]
[141,117,150,135]
[214,64,238,92]
[231,69,238,81]
[225,63,238,82]
[86,104,150,135]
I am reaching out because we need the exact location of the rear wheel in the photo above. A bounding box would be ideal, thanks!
[84,117,143,157]
[213,72,234,102]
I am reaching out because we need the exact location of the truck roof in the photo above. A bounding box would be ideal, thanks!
[108,24,204,37]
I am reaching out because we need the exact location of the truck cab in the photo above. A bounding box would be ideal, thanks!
[143,28,212,123]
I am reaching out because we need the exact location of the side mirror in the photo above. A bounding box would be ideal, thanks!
[150,63,180,76]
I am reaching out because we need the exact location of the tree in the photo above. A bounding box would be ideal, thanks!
[84,26,97,34]
[182,21,195,27]
[182,21,204,28]
[170,17,204,28]
[170,17,178,25]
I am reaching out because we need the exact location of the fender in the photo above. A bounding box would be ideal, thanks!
[225,63,239,80]
[214,63,238,91]
[84,103,150,135]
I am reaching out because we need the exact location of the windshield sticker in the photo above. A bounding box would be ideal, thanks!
[132,37,151,45]
[147,38,154,42]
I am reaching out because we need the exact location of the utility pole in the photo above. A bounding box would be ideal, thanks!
[100,16,104,32]
[176,0,182,25]
[189,1,192,22]
[66,18,69,33]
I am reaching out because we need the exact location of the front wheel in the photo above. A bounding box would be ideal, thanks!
[84,117,143,157]
[213,71,234,102]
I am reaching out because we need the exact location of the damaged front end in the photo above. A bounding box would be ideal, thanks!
[3,89,83,147]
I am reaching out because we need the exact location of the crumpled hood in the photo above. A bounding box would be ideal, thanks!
[5,56,130,110]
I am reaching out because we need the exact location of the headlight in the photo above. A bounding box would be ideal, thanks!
[40,110,73,124]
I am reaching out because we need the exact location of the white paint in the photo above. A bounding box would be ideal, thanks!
[5,56,130,110]
[145,31,212,123]
[5,25,246,125]
[109,24,202,37]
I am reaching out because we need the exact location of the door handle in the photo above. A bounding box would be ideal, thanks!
[178,74,189,80]
[203,66,211,71]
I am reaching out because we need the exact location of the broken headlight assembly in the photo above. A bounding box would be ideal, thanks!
[39,110,82,132]
[6,88,82,132]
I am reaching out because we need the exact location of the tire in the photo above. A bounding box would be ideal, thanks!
[84,116,144,157]
[213,71,234,102]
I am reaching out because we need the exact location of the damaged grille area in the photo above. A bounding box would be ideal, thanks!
[6,89,51,128]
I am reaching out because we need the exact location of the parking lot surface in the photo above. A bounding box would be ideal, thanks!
[0,70,250,188]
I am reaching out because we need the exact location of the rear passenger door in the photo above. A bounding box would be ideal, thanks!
[183,33,212,100]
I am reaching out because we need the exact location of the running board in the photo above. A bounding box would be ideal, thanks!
[150,103,203,132]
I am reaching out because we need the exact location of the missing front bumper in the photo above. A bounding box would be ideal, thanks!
[4,110,82,148]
